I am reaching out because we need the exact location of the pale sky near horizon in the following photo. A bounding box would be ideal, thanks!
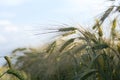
[0,0,112,65]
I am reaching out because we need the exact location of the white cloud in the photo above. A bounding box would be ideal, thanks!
[0,12,16,18]
[54,0,108,15]
[0,20,11,26]
[68,0,104,5]
[0,35,7,43]
[0,20,19,32]
[0,0,30,6]
[4,26,18,32]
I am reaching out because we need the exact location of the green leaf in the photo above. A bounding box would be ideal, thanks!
[117,43,120,54]
[92,43,109,50]
[112,18,117,30]
[12,48,26,53]
[62,31,76,37]
[93,19,100,29]
[89,54,102,68]
[73,44,87,54]
[46,41,56,53]
[58,27,77,32]
[93,6,114,29]
[98,27,103,37]
[7,69,25,80]
[100,6,114,23]
[59,38,75,52]
[4,56,12,69]
[75,69,98,80]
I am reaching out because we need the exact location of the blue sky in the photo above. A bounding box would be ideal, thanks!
[0,0,111,65]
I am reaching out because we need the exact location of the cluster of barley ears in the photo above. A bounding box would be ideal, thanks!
[1,0,120,80]
[9,23,120,80]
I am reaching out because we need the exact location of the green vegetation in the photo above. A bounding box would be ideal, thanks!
[1,0,120,80]
[0,56,27,80]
